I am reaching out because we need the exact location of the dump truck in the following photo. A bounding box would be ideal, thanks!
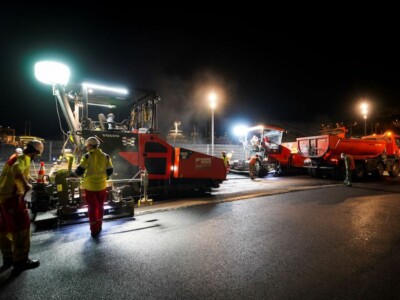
[297,128,400,179]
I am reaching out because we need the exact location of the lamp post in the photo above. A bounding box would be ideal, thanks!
[209,92,217,156]
[360,102,368,135]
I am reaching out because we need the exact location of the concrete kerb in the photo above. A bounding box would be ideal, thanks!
[134,183,342,216]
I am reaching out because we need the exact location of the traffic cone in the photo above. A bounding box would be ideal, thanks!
[37,161,46,183]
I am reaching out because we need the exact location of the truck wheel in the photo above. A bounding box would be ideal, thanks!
[308,168,319,178]
[373,162,385,177]
[331,168,343,180]
[257,168,268,178]
[354,162,366,179]
[389,162,399,178]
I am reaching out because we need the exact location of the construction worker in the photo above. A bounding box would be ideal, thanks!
[341,153,355,187]
[221,151,230,174]
[251,135,260,151]
[249,154,262,180]
[262,136,270,150]
[0,140,44,272]
[73,137,113,238]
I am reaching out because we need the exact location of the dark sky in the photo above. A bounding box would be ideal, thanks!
[1,5,399,140]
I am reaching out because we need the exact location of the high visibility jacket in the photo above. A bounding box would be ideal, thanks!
[221,155,230,167]
[0,154,31,203]
[76,148,113,191]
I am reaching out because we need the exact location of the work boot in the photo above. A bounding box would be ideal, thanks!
[91,230,100,238]
[91,223,103,238]
[13,258,40,272]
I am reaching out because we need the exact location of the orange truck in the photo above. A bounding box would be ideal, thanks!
[297,129,400,179]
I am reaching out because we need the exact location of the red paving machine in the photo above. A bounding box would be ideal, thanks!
[32,61,226,226]
[297,126,400,179]
[230,125,305,177]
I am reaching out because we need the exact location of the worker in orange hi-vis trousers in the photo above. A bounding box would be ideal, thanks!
[248,154,262,180]
[73,137,114,238]
[0,140,43,272]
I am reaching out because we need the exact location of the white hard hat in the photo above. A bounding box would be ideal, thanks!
[27,140,44,155]
[16,148,23,155]
[85,137,100,146]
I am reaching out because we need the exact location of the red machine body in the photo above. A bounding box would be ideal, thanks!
[173,148,226,180]
[269,141,305,169]
[88,129,226,196]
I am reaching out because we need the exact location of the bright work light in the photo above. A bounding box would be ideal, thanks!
[82,82,128,95]
[35,61,70,85]
[233,125,248,136]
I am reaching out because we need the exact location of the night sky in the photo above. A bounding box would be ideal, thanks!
[1,5,399,140]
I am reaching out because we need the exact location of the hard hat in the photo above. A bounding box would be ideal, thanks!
[340,153,345,158]
[222,151,226,155]
[27,140,44,155]
[85,137,100,146]
[15,148,23,155]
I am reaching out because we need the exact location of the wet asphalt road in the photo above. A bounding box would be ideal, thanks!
[1,174,400,299]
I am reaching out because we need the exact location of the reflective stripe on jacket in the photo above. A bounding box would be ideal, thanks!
[77,148,113,191]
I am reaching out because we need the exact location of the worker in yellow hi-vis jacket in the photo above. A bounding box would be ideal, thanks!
[0,140,43,272]
[73,137,113,238]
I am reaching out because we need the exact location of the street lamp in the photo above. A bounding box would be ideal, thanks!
[209,92,217,156]
[360,102,368,135]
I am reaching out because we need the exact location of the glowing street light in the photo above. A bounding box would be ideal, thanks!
[209,92,217,156]
[360,102,368,135]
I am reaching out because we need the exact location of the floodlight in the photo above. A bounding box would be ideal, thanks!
[35,61,70,85]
